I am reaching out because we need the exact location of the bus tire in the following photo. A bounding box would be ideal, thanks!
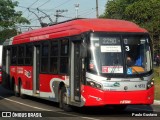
[19,82,26,99]
[14,83,19,97]
[60,87,72,112]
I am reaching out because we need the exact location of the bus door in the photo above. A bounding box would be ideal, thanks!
[70,42,81,102]
[33,45,40,95]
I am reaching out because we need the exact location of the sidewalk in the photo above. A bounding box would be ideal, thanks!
[154,100,160,105]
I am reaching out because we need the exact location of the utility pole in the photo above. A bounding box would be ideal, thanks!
[55,10,68,23]
[96,0,99,18]
[75,3,79,18]
[37,8,54,24]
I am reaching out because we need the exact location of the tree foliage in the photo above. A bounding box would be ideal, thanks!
[101,0,160,53]
[0,29,17,44]
[0,0,30,28]
[0,0,30,43]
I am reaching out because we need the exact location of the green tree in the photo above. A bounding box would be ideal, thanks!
[0,0,30,43]
[0,29,17,44]
[101,0,160,54]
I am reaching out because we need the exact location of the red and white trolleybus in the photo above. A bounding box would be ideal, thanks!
[2,18,154,111]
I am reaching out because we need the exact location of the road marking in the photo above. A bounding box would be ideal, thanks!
[0,96,100,120]
[0,96,52,111]
[81,117,100,120]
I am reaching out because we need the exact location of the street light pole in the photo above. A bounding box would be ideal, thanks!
[96,0,99,18]
[75,3,79,18]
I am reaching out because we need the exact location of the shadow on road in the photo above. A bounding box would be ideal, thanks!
[69,105,154,117]
[0,85,14,100]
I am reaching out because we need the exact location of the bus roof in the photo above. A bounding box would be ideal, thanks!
[12,18,147,45]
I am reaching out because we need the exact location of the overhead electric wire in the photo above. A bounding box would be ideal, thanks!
[25,0,51,24]
[54,0,71,9]
[37,0,51,8]
[23,0,40,14]
[45,0,73,11]
[17,0,40,21]
[29,0,39,8]
[18,0,73,13]
[76,8,96,16]
[79,8,96,18]
[18,5,28,9]
[17,0,99,31]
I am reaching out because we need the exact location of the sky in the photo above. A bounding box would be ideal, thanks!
[14,0,108,32]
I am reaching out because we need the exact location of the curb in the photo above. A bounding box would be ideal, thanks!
[154,100,160,105]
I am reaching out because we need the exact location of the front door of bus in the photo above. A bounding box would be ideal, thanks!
[33,45,40,94]
[71,42,81,102]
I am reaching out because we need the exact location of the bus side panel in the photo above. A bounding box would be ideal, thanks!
[10,66,33,90]
[39,74,66,99]
[10,66,17,85]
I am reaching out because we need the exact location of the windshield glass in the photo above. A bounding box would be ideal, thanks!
[87,33,152,76]
[88,33,123,75]
[124,36,152,75]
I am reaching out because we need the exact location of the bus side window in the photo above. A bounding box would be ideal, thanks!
[25,44,33,65]
[41,42,49,73]
[60,39,69,74]
[11,46,17,65]
[18,45,24,65]
[50,41,58,73]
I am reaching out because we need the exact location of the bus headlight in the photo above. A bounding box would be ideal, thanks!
[147,78,154,89]
[87,81,102,89]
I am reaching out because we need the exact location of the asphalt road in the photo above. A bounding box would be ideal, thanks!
[0,85,160,120]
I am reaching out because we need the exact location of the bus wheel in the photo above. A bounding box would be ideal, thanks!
[19,82,26,99]
[60,87,72,112]
[14,84,19,97]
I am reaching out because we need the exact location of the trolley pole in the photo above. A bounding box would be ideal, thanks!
[37,8,54,24]
[27,8,48,27]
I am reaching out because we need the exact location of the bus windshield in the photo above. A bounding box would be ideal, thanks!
[87,33,152,76]
[124,35,152,75]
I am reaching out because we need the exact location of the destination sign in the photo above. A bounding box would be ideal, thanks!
[100,37,120,45]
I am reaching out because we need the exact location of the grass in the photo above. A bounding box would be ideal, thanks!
[154,67,160,100]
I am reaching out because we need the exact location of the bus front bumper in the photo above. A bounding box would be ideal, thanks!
[81,86,154,106]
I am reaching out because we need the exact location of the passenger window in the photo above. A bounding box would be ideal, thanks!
[60,39,69,74]
[41,42,49,73]
[50,41,58,73]
[25,44,33,65]
[18,46,24,65]
[11,46,17,65]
